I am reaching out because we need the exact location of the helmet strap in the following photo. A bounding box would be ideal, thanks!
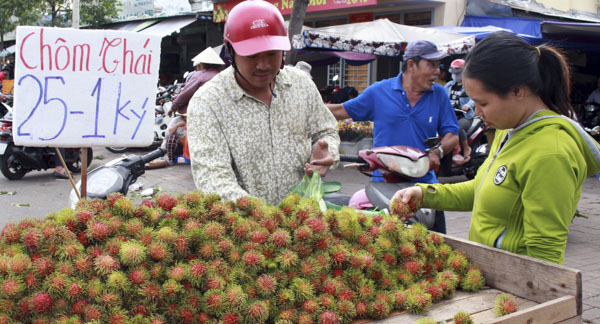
[227,41,279,100]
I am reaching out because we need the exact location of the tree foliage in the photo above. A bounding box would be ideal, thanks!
[0,0,42,49]
[42,0,121,27]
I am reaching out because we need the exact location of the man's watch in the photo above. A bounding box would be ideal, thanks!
[436,146,444,159]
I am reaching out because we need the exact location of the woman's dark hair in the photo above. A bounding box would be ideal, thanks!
[464,32,575,119]
[203,63,224,71]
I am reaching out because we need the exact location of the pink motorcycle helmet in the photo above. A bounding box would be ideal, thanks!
[349,189,374,209]
[223,0,291,56]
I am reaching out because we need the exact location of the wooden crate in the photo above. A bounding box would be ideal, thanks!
[355,234,582,323]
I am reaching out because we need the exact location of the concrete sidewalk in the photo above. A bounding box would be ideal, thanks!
[140,161,600,323]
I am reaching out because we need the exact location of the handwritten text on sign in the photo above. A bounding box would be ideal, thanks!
[14,26,161,147]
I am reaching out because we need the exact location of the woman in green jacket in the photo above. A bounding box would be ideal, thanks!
[391,32,600,264]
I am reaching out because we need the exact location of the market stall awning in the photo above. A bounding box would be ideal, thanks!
[0,44,15,58]
[292,19,475,57]
[139,16,197,37]
[541,21,600,43]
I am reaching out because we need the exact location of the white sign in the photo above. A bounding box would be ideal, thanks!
[13,26,161,147]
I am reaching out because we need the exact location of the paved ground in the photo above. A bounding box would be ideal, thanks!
[1,147,599,322]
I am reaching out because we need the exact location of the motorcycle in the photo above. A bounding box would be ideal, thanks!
[69,147,166,207]
[0,104,93,180]
[105,82,181,154]
[436,111,489,179]
[579,102,600,141]
[324,145,436,229]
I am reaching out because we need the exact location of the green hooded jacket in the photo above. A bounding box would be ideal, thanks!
[418,110,600,264]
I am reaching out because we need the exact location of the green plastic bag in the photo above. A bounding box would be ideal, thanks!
[290,173,337,212]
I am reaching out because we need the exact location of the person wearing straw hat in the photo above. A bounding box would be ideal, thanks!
[168,47,226,117]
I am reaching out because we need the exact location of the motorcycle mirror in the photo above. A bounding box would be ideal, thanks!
[424,137,440,147]
[332,75,339,82]
[183,71,189,79]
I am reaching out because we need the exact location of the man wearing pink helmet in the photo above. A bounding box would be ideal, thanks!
[186,0,340,205]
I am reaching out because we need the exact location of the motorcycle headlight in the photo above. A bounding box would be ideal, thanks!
[377,153,430,178]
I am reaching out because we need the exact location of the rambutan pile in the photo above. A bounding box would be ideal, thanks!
[0,191,484,323]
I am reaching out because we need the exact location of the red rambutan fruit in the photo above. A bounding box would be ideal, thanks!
[494,293,518,316]
[32,292,53,313]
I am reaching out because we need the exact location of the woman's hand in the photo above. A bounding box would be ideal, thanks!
[389,186,423,221]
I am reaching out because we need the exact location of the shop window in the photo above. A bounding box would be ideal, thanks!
[404,11,431,26]
[315,17,348,27]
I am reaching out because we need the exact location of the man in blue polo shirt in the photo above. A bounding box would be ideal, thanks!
[328,40,459,233]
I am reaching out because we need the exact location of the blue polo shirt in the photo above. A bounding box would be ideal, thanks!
[343,73,459,183]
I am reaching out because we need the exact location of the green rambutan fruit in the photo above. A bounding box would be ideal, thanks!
[319,294,335,309]
[203,221,225,241]
[107,271,130,292]
[119,240,147,266]
[242,251,265,270]
[415,317,436,324]
[1,277,25,298]
[44,272,68,295]
[66,281,85,300]
[425,284,444,302]
[161,279,182,300]
[187,261,208,286]
[202,289,224,315]
[256,274,278,297]
[447,252,469,274]
[86,279,103,300]
[99,292,121,308]
[357,278,375,300]
[172,205,191,221]
[149,263,165,280]
[405,288,432,314]
[453,310,474,324]
[198,242,219,260]
[291,278,314,302]
[205,275,225,290]
[147,242,171,262]
[301,299,321,314]
[336,299,356,321]
[124,219,144,237]
[270,230,291,248]
[461,268,485,291]
[156,226,176,243]
[84,304,102,322]
[276,288,296,306]
[245,300,269,324]
[369,299,391,319]
[9,253,31,275]
[494,293,518,316]
[355,300,369,318]
[224,284,247,309]
[138,283,161,302]
[94,254,120,275]
[294,225,313,242]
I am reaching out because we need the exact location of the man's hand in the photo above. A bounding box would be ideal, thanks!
[0,94,6,102]
[167,108,176,117]
[428,147,442,171]
[305,140,334,177]
[461,104,470,112]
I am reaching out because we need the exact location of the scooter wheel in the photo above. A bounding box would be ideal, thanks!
[0,146,27,180]
[106,147,128,153]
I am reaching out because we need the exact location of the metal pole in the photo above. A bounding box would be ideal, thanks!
[72,0,80,29]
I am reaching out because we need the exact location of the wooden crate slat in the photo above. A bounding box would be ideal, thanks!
[442,234,582,314]
[488,295,578,324]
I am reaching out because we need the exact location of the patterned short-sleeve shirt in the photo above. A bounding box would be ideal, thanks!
[187,66,340,205]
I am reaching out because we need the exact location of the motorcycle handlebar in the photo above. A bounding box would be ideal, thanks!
[141,147,167,163]
[339,155,366,163]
